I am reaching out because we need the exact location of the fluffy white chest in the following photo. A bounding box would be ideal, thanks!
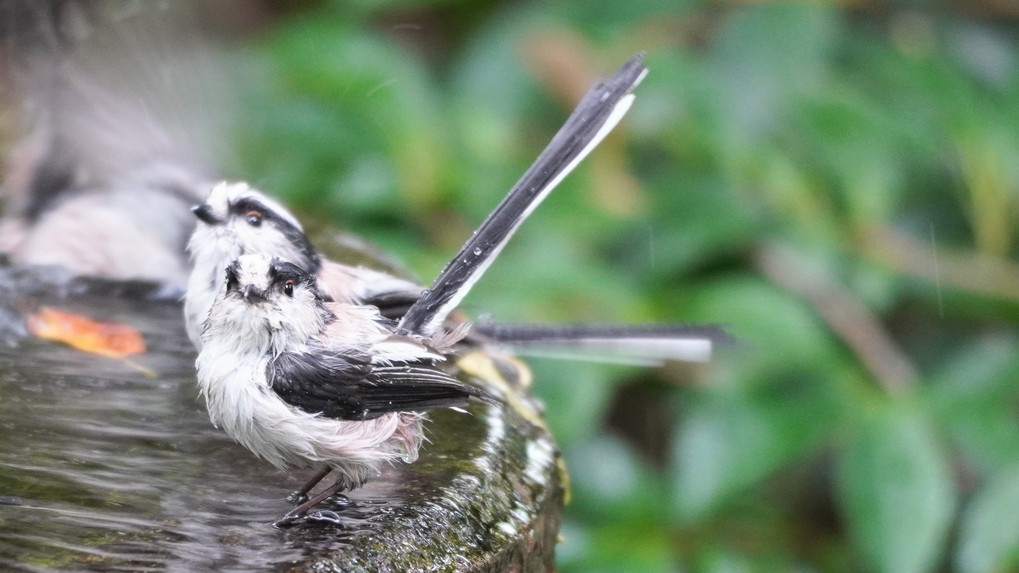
[195,337,423,484]
[195,343,299,468]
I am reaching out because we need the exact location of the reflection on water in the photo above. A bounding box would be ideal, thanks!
[0,264,562,571]
[0,268,352,570]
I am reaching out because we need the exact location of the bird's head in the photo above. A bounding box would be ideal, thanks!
[206,254,327,354]
[188,181,320,274]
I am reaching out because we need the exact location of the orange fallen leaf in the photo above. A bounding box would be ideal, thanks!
[27,306,146,358]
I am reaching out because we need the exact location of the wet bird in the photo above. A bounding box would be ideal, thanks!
[196,54,671,524]
[197,254,489,525]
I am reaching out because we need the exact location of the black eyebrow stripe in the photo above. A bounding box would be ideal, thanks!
[229,196,322,274]
[268,259,313,285]
[278,224,321,275]
[229,197,270,217]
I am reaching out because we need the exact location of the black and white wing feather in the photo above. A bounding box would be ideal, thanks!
[471,322,732,365]
[267,346,493,421]
[397,54,649,337]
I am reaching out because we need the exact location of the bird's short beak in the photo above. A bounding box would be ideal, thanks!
[242,285,268,304]
[192,204,222,225]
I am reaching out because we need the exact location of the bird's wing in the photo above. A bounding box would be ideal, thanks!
[397,54,648,337]
[267,345,495,421]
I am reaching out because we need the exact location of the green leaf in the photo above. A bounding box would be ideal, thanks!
[929,337,1019,473]
[528,360,619,448]
[670,276,844,375]
[546,0,696,43]
[565,434,665,521]
[670,382,832,522]
[463,226,646,323]
[956,462,1019,573]
[707,3,841,144]
[557,517,677,573]
[836,404,955,573]
[238,17,450,216]
[626,167,759,277]
[790,92,908,224]
[692,544,806,573]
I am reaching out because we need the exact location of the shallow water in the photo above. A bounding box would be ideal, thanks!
[0,264,562,572]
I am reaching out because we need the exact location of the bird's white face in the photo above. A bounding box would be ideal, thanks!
[185,182,322,348]
[205,253,328,356]
[188,181,318,273]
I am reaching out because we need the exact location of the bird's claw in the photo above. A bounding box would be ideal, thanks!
[272,509,302,528]
[272,508,344,528]
[307,510,343,524]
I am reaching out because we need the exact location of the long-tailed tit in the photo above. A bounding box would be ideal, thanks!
[196,55,728,524]
[185,54,725,362]
[185,182,424,348]
[197,253,491,525]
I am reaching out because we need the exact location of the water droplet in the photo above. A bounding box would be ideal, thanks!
[473,247,482,256]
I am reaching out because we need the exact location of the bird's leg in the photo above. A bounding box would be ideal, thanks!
[274,478,350,527]
[286,466,331,504]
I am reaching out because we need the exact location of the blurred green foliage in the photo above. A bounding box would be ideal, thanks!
[231,1,1019,571]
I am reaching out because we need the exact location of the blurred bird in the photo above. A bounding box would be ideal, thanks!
[0,1,227,286]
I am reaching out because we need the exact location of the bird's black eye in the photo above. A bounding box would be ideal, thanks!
[283,280,294,297]
[246,210,263,227]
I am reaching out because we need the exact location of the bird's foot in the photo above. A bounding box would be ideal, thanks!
[274,491,351,527]
[328,493,351,508]
[307,510,342,524]
[273,511,300,528]
[286,466,333,505]
[273,508,344,528]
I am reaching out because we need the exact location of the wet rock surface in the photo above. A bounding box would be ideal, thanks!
[0,263,564,572]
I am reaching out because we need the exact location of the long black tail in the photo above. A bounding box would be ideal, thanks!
[471,322,730,365]
[397,54,648,337]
